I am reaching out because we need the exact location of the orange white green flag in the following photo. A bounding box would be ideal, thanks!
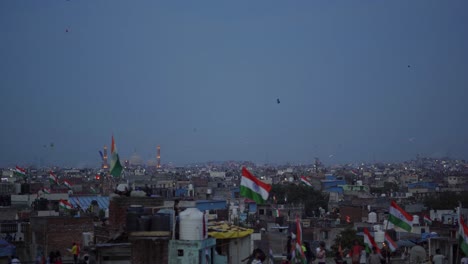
[388,200,413,232]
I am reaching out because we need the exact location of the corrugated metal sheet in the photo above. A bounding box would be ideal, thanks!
[69,196,109,210]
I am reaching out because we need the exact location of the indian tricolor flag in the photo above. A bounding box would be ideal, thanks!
[458,207,468,256]
[14,166,26,178]
[59,199,73,210]
[384,232,397,252]
[240,167,271,204]
[363,228,380,253]
[388,200,413,232]
[300,176,313,187]
[49,171,59,185]
[291,214,306,263]
[42,188,51,194]
[423,215,432,225]
[110,135,123,178]
[63,180,72,189]
[272,207,280,217]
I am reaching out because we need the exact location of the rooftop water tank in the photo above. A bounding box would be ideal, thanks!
[383,220,394,230]
[157,209,174,230]
[151,213,171,232]
[374,230,385,243]
[412,215,420,225]
[126,205,143,233]
[179,208,207,240]
[82,232,93,247]
[368,212,377,223]
[138,215,151,231]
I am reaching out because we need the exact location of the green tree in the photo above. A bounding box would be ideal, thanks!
[330,227,363,256]
[423,191,468,210]
[270,184,328,217]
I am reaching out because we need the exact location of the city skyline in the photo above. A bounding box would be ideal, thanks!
[1,1,468,167]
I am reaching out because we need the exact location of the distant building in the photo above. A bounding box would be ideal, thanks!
[209,171,226,178]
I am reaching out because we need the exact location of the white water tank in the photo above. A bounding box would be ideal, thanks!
[356,180,363,186]
[368,212,377,223]
[383,220,394,230]
[412,215,420,225]
[188,184,193,190]
[374,231,385,243]
[206,188,212,194]
[373,225,381,232]
[179,208,207,240]
[82,232,93,247]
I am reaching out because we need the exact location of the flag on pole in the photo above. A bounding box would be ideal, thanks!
[458,204,468,256]
[110,135,123,178]
[423,215,432,225]
[363,228,380,253]
[384,232,397,252]
[49,171,59,185]
[388,200,413,232]
[268,248,275,264]
[272,207,280,217]
[42,188,51,194]
[63,180,73,189]
[291,214,307,263]
[59,199,73,210]
[14,166,26,178]
[300,176,313,187]
[240,167,271,204]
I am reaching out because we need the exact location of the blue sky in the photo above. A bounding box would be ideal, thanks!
[1,1,467,167]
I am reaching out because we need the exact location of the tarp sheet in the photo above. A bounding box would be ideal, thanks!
[208,222,253,239]
[0,239,15,257]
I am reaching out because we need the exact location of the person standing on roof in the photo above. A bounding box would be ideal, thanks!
[71,242,79,264]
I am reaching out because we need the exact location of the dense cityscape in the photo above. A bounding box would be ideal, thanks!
[2,1,468,264]
[1,149,468,263]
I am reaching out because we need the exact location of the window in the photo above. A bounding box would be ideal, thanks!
[321,231,328,239]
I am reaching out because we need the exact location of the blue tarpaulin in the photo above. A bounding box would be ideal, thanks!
[69,196,109,210]
[0,239,16,257]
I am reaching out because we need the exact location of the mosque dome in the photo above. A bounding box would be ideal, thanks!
[130,152,143,165]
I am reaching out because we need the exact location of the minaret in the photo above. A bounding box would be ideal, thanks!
[157,145,161,169]
[102,145,109,170]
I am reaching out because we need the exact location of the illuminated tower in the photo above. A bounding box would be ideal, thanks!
[102,145,109,170]
[157,145,161,169]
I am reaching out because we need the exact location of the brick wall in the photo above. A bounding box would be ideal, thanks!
[340,206,364,223]
[30,216,94,261]
[131,239,168,264]
[107,196,164,232]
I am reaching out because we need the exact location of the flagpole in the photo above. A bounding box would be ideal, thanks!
[384,214,390,264]
[427,221,431,261]
[456,202,462,264]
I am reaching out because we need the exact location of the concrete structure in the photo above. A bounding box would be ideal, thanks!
[29,216,94,263]
[168,238,217,264]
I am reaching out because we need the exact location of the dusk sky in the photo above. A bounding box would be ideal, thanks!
[1,1,467,167]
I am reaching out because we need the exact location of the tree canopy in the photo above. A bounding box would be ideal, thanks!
[330,227,363,255]
[422,191,468,210]
[270,183,328,217]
